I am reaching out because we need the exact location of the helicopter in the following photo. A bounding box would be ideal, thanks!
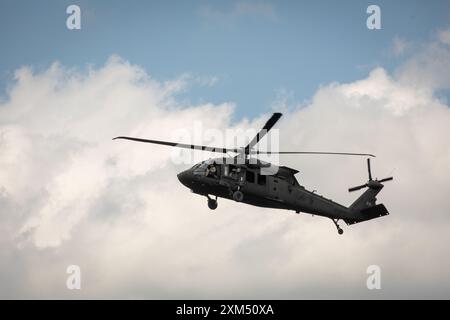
[113,112,393,234]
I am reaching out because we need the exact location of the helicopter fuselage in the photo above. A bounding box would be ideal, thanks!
[177,158,356,221]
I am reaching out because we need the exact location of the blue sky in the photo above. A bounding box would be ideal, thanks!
[1,0,450,119]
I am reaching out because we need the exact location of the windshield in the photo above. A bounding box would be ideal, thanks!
[193,162,207,175]
[192,159,218,176]
[192,159,215,175]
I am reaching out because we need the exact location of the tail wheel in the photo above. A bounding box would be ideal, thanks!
[232,190,244,202]
[332,218,344,235]
[207,199,218,210]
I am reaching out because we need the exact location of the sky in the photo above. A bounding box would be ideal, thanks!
[1,0,450,119]
[1,0,450,299]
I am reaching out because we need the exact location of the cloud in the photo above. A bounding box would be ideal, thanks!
[194,75,219,87]
[390,35,411,57]
[1,33,450,298]
[199,1,278,23]
[396,43,450,91]
[389,29,450,90]
[438,27,450,45]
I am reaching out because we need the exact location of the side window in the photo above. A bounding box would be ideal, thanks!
[225,165,240,180]
[224,165,234,177]
[257,174,266,185]
[246,170,255,183]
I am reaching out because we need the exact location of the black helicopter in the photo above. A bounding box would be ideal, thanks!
[114,113,393,234]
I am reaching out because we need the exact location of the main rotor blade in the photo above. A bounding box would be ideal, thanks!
[243,112,282,154]
[378,177,393,183]
[113,136,238,154]
[252,151,376,157]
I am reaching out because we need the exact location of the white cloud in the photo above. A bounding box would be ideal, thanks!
[390,30,450,90]
[1,34,450,298]
[390,35,410,57]
[194,75,219,87]
[396,43,450,90]
[438,27,450,45]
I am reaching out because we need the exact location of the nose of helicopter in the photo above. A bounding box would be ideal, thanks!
[177,170,190,187]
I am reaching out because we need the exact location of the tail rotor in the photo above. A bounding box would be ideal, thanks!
[348,158,393,192]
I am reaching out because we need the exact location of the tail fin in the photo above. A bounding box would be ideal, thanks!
[349,183,382,212]
[345,159,393,225]
[345,185,388,224]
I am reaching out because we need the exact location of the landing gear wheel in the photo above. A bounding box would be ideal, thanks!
[208,199,218,210]
[206,195,218,210]
[331,219,344,235]
[232,190,244,202]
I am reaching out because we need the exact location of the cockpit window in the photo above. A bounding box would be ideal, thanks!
[193,160,220,178]
[193,162,208,175]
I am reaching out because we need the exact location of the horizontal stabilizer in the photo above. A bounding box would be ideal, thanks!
[345,204,389,225]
